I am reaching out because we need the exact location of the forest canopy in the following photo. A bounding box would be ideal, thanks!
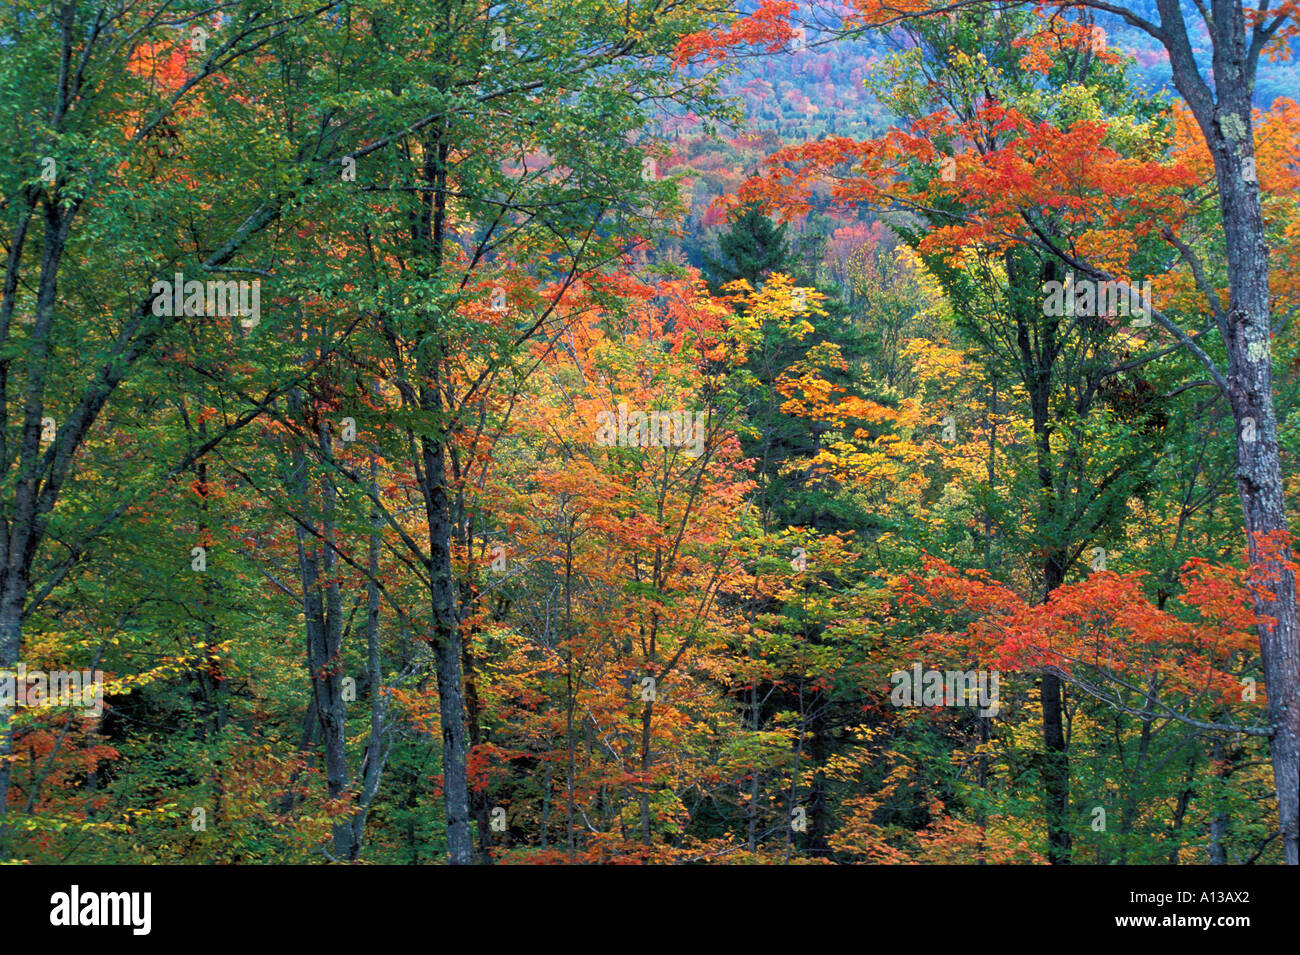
[0,0,1297,868]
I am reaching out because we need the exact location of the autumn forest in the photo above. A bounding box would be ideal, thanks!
[2,0,1299,870]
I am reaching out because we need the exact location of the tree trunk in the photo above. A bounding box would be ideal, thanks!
[422,424,473,865]
[407,112,473,863]
[1021,263,1072,864]
[346,454,392,861]
[290,414,354,861]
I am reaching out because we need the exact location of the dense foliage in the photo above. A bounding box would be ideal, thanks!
[1,0,1296,865]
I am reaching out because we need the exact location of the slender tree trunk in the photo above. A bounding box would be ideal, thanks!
[290,414,353,860]
[1208,736,1231,865]
[346,454,392,861]
[1040,556,1072,863]
[639,698,654,848]
[455,485,492,862]
[1020,265,1073,863]
[565,664,577,862]
[422,428,472,864]
[407,112,473,863]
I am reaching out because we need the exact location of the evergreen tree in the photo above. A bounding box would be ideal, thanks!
[701,202,790,292]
